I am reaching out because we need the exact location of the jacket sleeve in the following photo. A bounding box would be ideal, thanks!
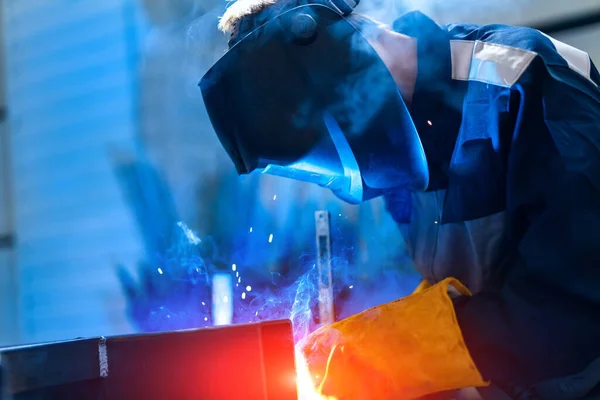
[454,43,600,395]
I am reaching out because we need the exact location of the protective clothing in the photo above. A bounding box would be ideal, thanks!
[203,2,600,397]
[383,10,600,398]
[199,3,429,203]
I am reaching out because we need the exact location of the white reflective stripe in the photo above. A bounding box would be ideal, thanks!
[539,32,596,86]
[450,40,537,88]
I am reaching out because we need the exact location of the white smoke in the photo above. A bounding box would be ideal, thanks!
[356,0,532,25]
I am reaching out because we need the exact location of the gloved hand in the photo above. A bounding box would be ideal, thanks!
[298,278,488,400]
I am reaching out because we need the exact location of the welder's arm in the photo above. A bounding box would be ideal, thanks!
[300,278,488,399]
[300,64,600,399]
[455,65,600,396]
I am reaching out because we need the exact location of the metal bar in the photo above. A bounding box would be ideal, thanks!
[315,210,335,326]
[212,273,233,325]
[532,8,600,34]
[0,320,297,400]
[0,338,104,394]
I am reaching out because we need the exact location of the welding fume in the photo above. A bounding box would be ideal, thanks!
[199,0,600,398]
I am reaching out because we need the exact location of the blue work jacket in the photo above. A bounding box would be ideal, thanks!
[384,11,600,398]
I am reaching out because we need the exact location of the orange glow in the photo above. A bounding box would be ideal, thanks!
[295,347,337,400]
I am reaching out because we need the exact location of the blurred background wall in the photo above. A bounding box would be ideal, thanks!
[0,0,599,346]
[0,0,148,344]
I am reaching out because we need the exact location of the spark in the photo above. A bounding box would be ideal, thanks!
[349,285,354,289]
[268,234,274,243]
[223,295,229,303]
[202,302,206,306]
[246,285,252,292]
[238,277,241,283]
[232,264,237,271]
[204,317,208,321]
[242,292,246,299]
[157,268,163,275]
[255,311,258,316]
[250,227,253,232]
[427,120,433,126]
[236,271,239,277]
[273,194,277,200]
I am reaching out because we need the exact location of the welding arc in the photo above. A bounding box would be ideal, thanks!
[317,344,338,394]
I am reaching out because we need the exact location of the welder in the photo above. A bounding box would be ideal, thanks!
[199,0,600,398]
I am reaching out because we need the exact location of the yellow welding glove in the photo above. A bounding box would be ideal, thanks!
[298,278,488,400]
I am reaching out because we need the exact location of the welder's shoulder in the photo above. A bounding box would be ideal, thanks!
[448,22,554,56]
[447,22,599,87]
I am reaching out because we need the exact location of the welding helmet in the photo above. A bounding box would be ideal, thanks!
[199,0,428,203]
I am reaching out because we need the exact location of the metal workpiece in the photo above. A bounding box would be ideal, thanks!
[0,337,104,399]
[0,320,297,400]
[315,210,335,326]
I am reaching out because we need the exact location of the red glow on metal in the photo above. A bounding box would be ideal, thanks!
[107,320,298,399]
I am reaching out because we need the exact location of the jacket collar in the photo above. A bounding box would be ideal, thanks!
[393,11,453,94]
